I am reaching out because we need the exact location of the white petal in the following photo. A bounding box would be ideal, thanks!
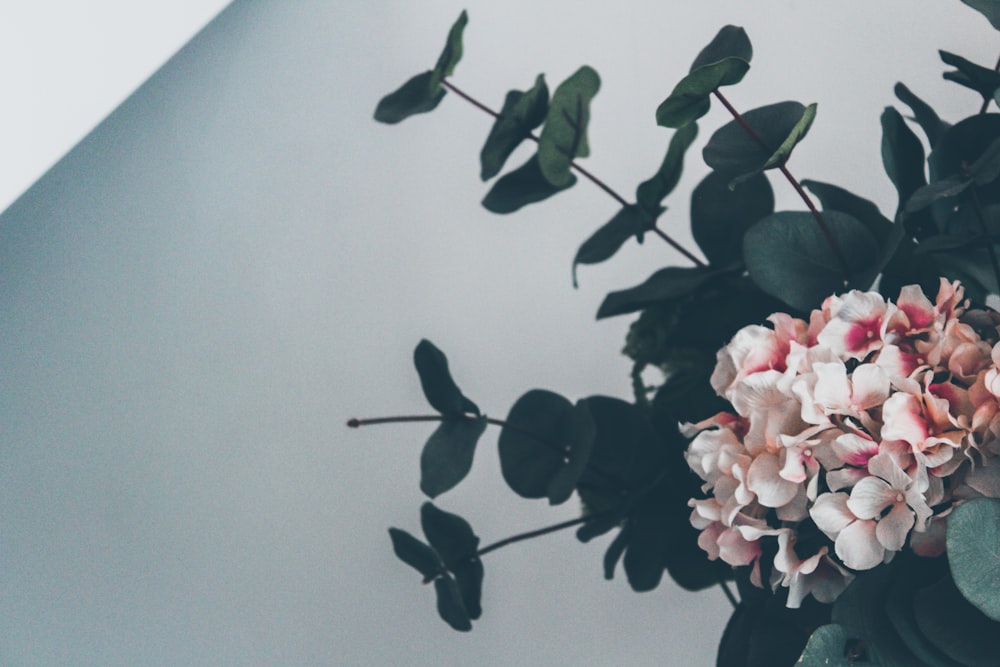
[835,519,884,570]
[810,492,854,536]
[747,453,800,508]
[847,476,896,519]
[875,503,914,552]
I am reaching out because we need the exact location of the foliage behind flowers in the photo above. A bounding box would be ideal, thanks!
[358,4,1000,665]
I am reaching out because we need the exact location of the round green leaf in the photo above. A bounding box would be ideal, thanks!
[481,154,576,214]
[388,528,443,579]
[434,575,472,631]
[794,625,855,667]
[743,211,879,312]
[913,573,1000,667]
[413,339,479,418]
[419,416,487,498]
[479,75,549,181]
[947,497,1000,622]
[691,170,774,266]
[537,66,601,187]
[373,70,447,124]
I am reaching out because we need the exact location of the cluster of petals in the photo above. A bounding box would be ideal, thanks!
[685,279,1000,607]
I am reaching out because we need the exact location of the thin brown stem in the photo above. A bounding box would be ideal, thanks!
[712,89,851,283]
[474,513,605,559]
[440,78,703,265]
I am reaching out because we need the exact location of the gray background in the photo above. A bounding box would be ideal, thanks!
[1,2,994,664]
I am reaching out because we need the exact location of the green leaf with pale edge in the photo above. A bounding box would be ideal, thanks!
[963,0,1000,29]
[691,171,773,266]
[894,82,950,147]
[636,122,699,217]
[419,416,487,498]
[434,575,472,631]
[762,103,816,169]
[743,211,879,312]
[479,75,549,181]
[481,155,576,213]
[947,498,1000,622]
[794,625,854,666]
[413,339,479,418]
[373,71,447,124]
[940,50,1000,100]
[656,26,751,128]
[497,390,596,504]
[913,574,1000,666]
[537,66,600,187]
[703,101,815,186]
[572,205,650,286]
[596,265,732,319]
[388,528,442,579]
[430,11,468,86]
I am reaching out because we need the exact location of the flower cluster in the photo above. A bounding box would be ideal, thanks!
[684,279,1000,607]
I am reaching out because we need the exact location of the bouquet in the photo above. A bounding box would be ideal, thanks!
[355,5,1000,664]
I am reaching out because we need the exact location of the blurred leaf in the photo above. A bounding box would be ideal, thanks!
[419,416,487,498]
[497,390,596,504]
[719,588,833,667]
[795,625,854,666]
[480,75,549,180]
[962,0,1000,29]
[602,527,629,580]
[388,528,442,579]
[481,155,576,213]
[928,114,1000,231]
[572,205,651,286]
[703,101,815,186]
[430,10,468,86]
[913,573,1000,667]
[413,339,479,418]
[905,176,972,212]
[537,66,601,187]
[578,396,663,494]
[884,556,963,667]
[374,71,447,124]
[910,135,1000,214]
[802,180,896,249]
[833,566,923,666]
[894,82,950,147]
[636,122,700,216]
[656,26,752,128]
[881,106,935,238]
[596,265,734,319]
[940,50,1000,101]
[743,211,880,312]
[691,171,774,266]
[434,575,472,631]
[948,498,1000,622]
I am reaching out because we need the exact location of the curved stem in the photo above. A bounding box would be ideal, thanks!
[440,78,702,265]
[712,90,851,284]
[474,513,605,559]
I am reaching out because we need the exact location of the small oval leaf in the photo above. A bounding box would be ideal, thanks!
[431,10,469,86]
[947,497,1000,622]
[434,575,472,631]
[419,416,487,498]
[413,339,479,418]
[374,71,447,124]
[481,155,576,213]
[480,75,549,181]
[537,66,601,187]
[388,528,443,579]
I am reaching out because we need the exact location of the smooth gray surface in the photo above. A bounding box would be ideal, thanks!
[1,2,994,664]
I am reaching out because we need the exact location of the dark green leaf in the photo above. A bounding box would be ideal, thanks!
[802,180,896,248]
[703,101,815,186]
[388,528,443,579]
[621,506,668,591]
[413,339,479,418]
[451,558,484,620]
[833,566,923,666]
[430,11,468,86]
[884,557,964,667]
[434,575,472,631]
[602,527,629,580]
[578,396,663,492]
[928,114,1000,230]
[743,211,880,312]
[373,71,447,124]
[419,416,487,498]
[572,205,650,286]
[914,573,1000,667]
[497,390,596,504]
[691,171,774,266]
[905,176,971,212]
[656,26,752,128]
[537,66,601,187]
[481,154,576,213]
[479,75,549,180]
[940,50,1000,101]
[636,122,699,217]
[894,82,950,147]
[795,625,854,667]
[420,502,480,564]
[962,0,1000,29]
[948,498,1000,622]
[596,265,734,319]
[881,106,935,238]
[577,510,624,542]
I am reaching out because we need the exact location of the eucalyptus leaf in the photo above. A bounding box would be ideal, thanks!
[434,575,472,631]
[690,25,753,70]
[481,155,576,213]
[928,114,1000,230]
[905,176,972,213]
[894,82,950,147]
[636,122,700,217]
[420,502,480,565]
[373,71,447,124]
[940,50,1000,101]
[430,10,468,86]
[596,265,732,319]
[832,566,924,666]
[703,101,815,186]
[419,416,488,498]
[913,574,1000,667]
[802,180,895,248]
[451,558,484,621]
[537,66,601,187]
[885,559,964,667]
[881,106,935,238]
[794,625,855,667]
[602,526,629,580]
[572,205,651,286]
[691,171,774,266]
[413,339,479,418]
[947,497,1000,622]
[388,528,443,579]
[480,75,549,180]
[743,211,880,312]
[962,0,1000,29]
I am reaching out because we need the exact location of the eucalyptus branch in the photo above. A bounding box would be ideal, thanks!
[440,78,704,266]
[712,89,852,284]
[474,512,606,559]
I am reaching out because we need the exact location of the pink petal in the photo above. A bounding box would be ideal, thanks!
[810,492,854,536]
[747,453,800,508]
[881,392,928,447]
[835,519,884,570]
[847,476,896,520]
[875,502,914,552]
